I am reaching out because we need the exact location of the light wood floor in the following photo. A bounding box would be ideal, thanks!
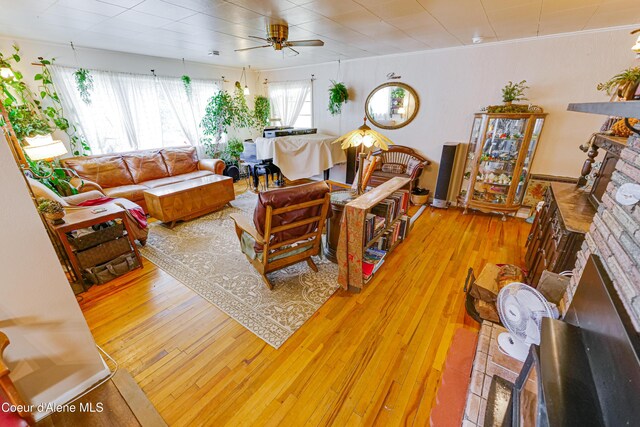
[78,206,530,426]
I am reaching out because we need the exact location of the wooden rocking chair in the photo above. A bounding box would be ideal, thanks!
[230,181,331,289]
[1,332,35,426]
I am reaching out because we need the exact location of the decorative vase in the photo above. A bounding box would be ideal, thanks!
[618,81,640,101]
[44,211,65,225]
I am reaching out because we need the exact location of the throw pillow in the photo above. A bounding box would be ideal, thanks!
[406,157,421,176]
[381,163,406,174]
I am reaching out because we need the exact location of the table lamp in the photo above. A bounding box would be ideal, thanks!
[334,117,394,195]
[23,134,69,178]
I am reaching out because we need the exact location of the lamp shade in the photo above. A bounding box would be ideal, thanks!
[0,67,14,79]
[23,140,68,160]
[24,133,55,147]
[633,35,640,53]
[334,118,394,151]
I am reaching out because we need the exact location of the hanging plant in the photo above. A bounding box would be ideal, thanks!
[232,81,255,130]
[73,68,93,104]
[181,75,192,98]
[328,80,348,116]
[254,95,270,131]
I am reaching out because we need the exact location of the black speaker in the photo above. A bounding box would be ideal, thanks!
[432,143,458,208]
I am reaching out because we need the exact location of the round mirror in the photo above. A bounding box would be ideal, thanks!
[365,82,419,130]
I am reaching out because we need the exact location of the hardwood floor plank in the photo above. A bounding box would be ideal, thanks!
[78,206,530,426]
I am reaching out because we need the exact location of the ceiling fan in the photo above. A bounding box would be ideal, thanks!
[236,23,324,55]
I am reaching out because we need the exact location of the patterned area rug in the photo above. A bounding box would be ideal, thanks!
[140,191,339,349]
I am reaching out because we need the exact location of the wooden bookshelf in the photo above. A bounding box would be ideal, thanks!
[337,176,412,292]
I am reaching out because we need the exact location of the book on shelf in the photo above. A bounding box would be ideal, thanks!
[365,190,410,246]
[375,215,410,251]
[362,247,387,280]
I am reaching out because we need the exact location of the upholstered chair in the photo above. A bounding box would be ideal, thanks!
[230,181,331,289]
[369,145,430,194]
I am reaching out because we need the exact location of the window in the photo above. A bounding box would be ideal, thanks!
[50,65,219,155]
[293,91,312,128]
[267,80,312,128]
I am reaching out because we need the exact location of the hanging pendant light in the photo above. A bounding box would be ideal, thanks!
[241,66,250,95]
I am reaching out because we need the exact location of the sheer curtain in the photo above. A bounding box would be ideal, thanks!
[50,65,219,154]
[267,80,311,127]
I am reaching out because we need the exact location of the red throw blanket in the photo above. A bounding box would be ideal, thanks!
[77,197,148,229]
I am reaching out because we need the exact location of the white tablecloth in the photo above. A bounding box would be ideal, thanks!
[254,133,346,181]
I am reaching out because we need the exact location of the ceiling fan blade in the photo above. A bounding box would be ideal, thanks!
[235,45,271,52]
[249,35,270,42]
[286,39,324,47]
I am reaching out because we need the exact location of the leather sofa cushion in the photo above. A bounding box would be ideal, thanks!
[161,147,198,176]
[253,181,330,250]
[103,184,147,201]
[63,155,134,188]
[142,170,213,188]
[122,150,169,183]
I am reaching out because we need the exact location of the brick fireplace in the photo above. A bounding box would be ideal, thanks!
[566,129,640,330]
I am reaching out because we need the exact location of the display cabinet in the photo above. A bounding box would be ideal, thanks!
[458,112,546,218]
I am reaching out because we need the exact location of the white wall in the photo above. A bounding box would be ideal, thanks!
[262,26,639,191]
[0,132,109,419]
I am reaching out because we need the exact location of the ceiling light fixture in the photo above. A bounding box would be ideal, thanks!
[472,36,484,44]
[241,66,250,96]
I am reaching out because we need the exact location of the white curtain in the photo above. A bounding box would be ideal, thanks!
[50,65,219,155]
[267,80,311,127]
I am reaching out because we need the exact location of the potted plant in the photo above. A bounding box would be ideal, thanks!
[597,66,640,100]
[411,187,429,205]
[486,80,532,113]
[37,198,65,224]
[501,80,528,105]
[254,95,270,134]
[328,81,348,116]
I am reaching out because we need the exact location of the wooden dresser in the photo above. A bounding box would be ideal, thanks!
[525,182,596,287]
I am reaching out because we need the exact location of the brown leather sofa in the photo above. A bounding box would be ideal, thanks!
[61,146,225,212]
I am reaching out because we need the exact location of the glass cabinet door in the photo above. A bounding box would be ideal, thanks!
[459,117,483,201]
[472,117,529,205]
[514,117,544,203]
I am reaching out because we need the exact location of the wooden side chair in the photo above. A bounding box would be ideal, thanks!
[0,332,35,426]
[230,181,331,289]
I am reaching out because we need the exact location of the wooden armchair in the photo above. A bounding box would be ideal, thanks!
[230,181,331,289]
[368,145,430,194]
[1,332,35,426]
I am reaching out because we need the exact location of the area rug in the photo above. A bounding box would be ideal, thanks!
[139,191,339,349]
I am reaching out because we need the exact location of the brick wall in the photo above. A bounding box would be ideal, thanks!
[565,129,640,330]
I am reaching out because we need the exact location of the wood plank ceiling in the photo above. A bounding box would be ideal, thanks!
[0,0,638,69]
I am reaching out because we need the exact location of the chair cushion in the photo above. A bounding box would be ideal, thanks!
[253,181,330,250]
[240,231,313,262]
[371,170,411,179]
[62,155,134,188]
[141,170,213,188]
[161,147,198,176]
[122,150,169,183]
[381,163,406,174]
[103,184,147,201]
[0,391,29,427]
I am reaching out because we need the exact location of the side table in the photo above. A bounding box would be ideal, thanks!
[51,204,143,284]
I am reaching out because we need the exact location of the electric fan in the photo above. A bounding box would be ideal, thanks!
[496,282,555,362]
